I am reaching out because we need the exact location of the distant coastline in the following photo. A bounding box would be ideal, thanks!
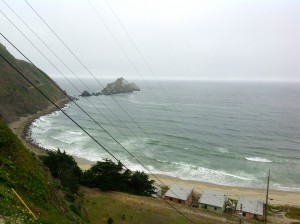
[8,97,300,206]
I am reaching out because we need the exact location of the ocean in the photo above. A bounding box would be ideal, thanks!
[29,79,300,192]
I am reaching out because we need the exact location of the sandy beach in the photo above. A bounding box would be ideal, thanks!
[149,174,300,206]
[8,100,300,207]
[8,98,95,168]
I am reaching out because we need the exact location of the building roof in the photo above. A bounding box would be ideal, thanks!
[165,185,193,201]
[198,189,227,208]
[236,196,264,216]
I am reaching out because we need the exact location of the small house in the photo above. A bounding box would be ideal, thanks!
[236,196,265,220]
[164,185,193,206]
[199,189,227,213]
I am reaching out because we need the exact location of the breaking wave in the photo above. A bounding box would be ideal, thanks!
[245,157,272,163]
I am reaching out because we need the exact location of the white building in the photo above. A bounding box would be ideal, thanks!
[199,189,227,213]
[236,196,265,220]
[164,185,193,206]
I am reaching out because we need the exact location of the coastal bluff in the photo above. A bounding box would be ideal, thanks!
[0,42,69,123]
[101,77,140,95]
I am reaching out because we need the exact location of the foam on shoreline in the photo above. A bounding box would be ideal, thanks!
[8,98,300,206]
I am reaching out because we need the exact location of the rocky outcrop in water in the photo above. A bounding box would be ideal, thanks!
[101,77,140,95]
[80,90,102,97]
[80,90,91,97]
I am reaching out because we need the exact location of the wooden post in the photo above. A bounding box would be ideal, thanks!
[239,203,243,224]
[12,188,37,220]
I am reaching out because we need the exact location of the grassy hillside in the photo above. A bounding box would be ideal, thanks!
[82,187,242,224]
[0,42,68,123]
[0,119,88,223]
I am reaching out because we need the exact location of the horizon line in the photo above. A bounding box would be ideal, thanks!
[50,75,300,82]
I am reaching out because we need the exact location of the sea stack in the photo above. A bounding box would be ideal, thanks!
[101,77,141,95]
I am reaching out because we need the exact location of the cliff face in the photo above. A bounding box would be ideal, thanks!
[0,43,69,123]
[101,77,140,95]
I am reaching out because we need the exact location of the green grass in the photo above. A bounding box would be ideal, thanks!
[0,42,68,123]
[269,204,300,221]
[83,189,231,224]
[286,207,300,220]
[0,119,87,223]
[84,193,194,224]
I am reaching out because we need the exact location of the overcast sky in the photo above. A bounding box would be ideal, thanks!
[1,0,299,81]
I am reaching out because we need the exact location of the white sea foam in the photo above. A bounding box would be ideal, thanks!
[28,82,300,192]
[155,162,257,188]
[216,147,229,153]
[120,137,150,151]
[66,130,84,135]
[245,157,272,163]
[156,159,169,164]
[130,159,258,188]
[51,136,74,144]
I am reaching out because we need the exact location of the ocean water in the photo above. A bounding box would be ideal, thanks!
[29,79,300,191]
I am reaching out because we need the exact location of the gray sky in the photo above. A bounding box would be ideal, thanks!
[1,0,299,81]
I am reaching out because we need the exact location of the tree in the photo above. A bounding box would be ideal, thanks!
[80,159,123,191]
[129,171,155,196]
[80,159,155,196]
[42,149,82,193]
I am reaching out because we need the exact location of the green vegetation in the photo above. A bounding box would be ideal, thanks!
[41,149,82,194]
[41,152,155,197]
[269,204,300,222]
[0,42,68,123]
[0,119,87,223]
[83,189,213,224]
[286,207,300,220]
[80,159,155,196]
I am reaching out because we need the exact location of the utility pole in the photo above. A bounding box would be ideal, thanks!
[265,169,270,223]
[239,203,243,224]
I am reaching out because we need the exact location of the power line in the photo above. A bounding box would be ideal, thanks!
[5,2,245,214]
[87,0,154,92]
[0,2,162,180]
[22,0,198,192]
[0,52,196,224]
[0,25,195,221]
[103,0,173,100]
[0,32,174,194]
[0,52,120,163]
[7,0,200,212]
[1,2,196,219]
[86,0,199,192]
[0,0,149,154]
[0,3,192,205]
[21,0,209,204]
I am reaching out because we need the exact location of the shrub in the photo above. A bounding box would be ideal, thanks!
[81,159,155,196]
[42,149,82,193]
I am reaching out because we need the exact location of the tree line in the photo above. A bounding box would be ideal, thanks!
[42,150,155,196]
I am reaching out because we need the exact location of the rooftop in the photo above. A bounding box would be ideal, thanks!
[165,185,193,201]
[236,196,264,215]
[199,189,227,208]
